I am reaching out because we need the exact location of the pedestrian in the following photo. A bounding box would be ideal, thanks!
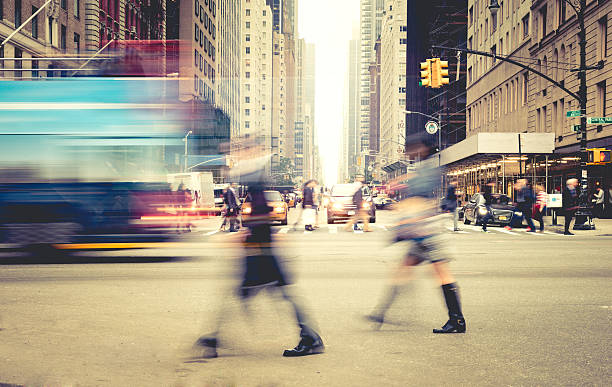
[365,134,466,334]
[302,180,317,231]
[534,185,548,232]
[222,183,239,232]
[592,183,604,218]
[194,139,324,358]
[515,179,536,232]
[445,179,461,232]
[562,178,580,235]
[344,177,371,232]
[480,182,493,232]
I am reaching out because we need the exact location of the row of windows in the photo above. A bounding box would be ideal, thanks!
[194,5,216,39]
[194,75,215,104]
[194,49,215,82]
[195,0,216,18]
[195,24,216,61]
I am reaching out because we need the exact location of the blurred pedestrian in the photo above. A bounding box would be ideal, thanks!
[366,134,466,334]
[444,179,460,232]
[592,183,604,218]
[222,183,239,232]
[344,177,371,232]
[534,185,548,232]
[195,140,324,358]
[515,179,536,232]
[562,178,580,235]
[302,180,317,231]
[480,182,493,232]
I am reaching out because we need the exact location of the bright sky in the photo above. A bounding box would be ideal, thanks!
[298,0,360,185]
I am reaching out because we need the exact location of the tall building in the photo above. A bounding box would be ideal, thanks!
[368,38,382,182]
[343,32,361,181]
[0,0,87,79]
[272,30,287,169]
[359,0,385,154]
[379,0,407,173]
[294,38,315,182]
[217,0,241,139]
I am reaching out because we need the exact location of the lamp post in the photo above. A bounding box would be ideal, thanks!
[183,130,192,172]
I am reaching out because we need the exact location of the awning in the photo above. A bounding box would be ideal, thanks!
[382,160,408,173]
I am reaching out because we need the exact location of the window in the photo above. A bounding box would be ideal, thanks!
[491,44,497,64]
[48,17,54,45]
[200,6,203,22]
[246,9,250,16]
[245,46,250,54]
[245,121,250,129]
[195,0,199,16]
[597,81,607,117]
[522,14,529,38]
[199,30,203,47]
[558,0,566,26]
[499,1,503,25]
[469,6,473,26]
[74,0,80,18]
[245,96,250,103]
[74,33,80,53]
[245,71,250,78]
[399,38,407,44]
[245,109,250,116]
[195,24,199,42]
[522,73,527,104]
[61,0,67,9]
[60,24,66,51]
[539,6,547,40]
[492,12,497,32]
[15,0,21,26]
[0,0,3,20]
[559,98,565,133]
[246,34,250,42]
[32,7,38,39]
[246,21,250,29]
[31,59,39,78]
[14,47,22,78]
[194,49,198,66]
[598,16,608,60]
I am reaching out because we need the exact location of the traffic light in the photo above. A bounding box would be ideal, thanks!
[420,59,431,87]
[587,148,611,165]
[430,58,450,88]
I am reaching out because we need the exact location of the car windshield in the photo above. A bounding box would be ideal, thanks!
[332,184,358,196]
[491,195,510,205]
[264,191,283,202]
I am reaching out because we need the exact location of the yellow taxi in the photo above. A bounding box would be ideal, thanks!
[241,190,288,225]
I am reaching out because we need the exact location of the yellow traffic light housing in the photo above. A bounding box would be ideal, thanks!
[587,148,611,165]
[430,58,450,88]
[420,60,431,87]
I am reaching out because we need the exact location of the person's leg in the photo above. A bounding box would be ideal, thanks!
[362,210,371,231]
[367,258,416,327]
[453,208,459,231]
[564,211,574,234]
[277,286,324,357]
[344,213,356,231]
[431,261,465,334]
[524,210,536,231]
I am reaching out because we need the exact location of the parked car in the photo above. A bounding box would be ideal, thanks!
[373,196,397,210]
[326,184,376,224]
[462,193,523,227]
[241,190,288,225]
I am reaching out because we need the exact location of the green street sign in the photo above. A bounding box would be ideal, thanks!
[566,110,581,117]
[573,125,581,132]
[587,117,612,124]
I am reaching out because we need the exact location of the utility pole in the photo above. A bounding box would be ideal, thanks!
[577,0,589,214]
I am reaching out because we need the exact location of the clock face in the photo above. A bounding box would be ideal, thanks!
[425,121,439,135]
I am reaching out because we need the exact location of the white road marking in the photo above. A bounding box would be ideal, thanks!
[279,227,289,234]
[493,228,519,235]
[205,229,219,236]
[446,226,469,234]
[376,224,387,230]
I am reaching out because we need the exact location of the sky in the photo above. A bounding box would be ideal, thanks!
[298,0,360,184]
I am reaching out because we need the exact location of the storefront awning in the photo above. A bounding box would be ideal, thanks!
[382,160,408,173]
[422,132,555,169]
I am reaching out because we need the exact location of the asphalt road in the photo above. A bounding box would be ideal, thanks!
[0,209,610,386]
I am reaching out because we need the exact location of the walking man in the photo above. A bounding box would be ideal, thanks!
[562,178,580,235]
[302,180,317,231]
[515,179,536,232]
[445,179,460,231]
[480,183,493,232]
[222,183,239,232]
[592,183,604,218]
[344,177,371,232]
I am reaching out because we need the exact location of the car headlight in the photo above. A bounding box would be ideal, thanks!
[362,202,371,210]
[332,202,342,210]
[274,206,285,213]
[322,198,330,207]
[243,206,252,214]
[477,206,488,216]
[514,211,522,217]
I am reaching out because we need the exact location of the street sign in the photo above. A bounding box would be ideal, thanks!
[573,125,581,132]
[566,110,581,117]
[425,121,439,134]
[587,117,612,124]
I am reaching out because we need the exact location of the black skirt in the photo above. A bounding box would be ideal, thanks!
[241,254,289,289]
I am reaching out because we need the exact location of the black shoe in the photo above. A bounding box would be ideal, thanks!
[453,228,462,232]
[194,336,218,358]
[564,231,574,235]
[282,336,325,357]
[364,314,384,329]
[433,317,466,334]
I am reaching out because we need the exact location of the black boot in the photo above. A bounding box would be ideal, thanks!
[433,283,466,334]
[283,326,324,357]
[194,336,218,358]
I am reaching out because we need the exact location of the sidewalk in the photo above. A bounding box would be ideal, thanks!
[539,215,612,235]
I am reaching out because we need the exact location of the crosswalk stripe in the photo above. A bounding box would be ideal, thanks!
[493,228,519,235]
[205,229,219,236]
[376,224,387,230]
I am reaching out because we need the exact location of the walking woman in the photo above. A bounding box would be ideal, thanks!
[366,135,466,334]
[534,185,548,232]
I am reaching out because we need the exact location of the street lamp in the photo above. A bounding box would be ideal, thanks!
[183,130,192,172]
[403,110,442,151]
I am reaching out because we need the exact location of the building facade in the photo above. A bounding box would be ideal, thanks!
[217,0,240,138]
[342,33,361,182]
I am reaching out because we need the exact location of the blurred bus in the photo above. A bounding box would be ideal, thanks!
[0,42,188,252]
